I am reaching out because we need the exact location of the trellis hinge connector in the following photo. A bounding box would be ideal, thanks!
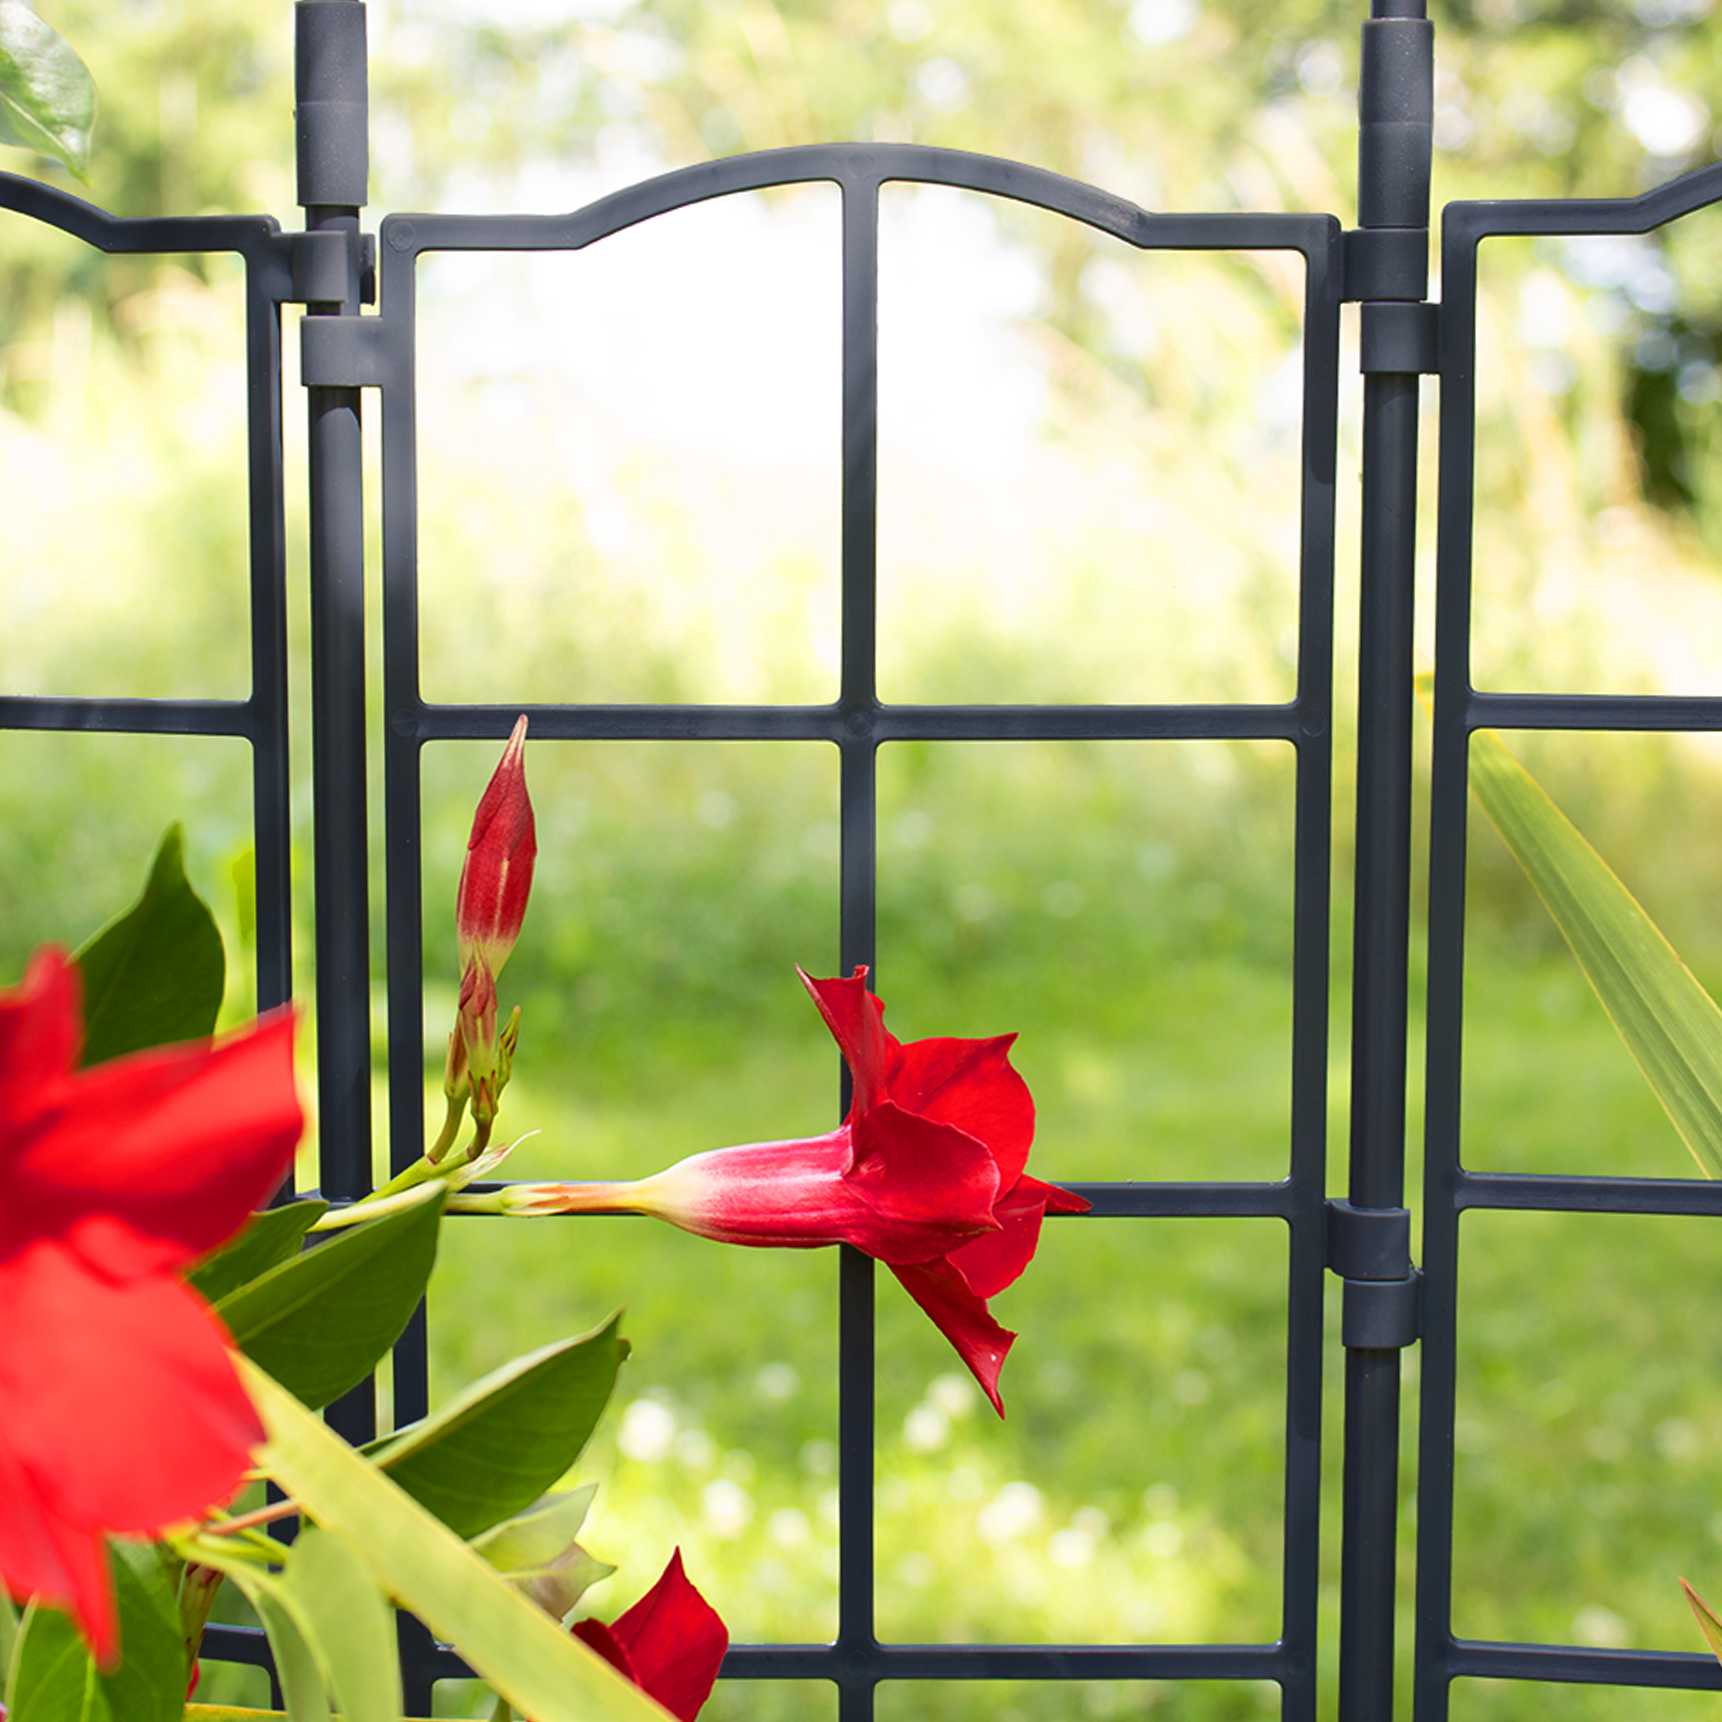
[1326,1199,1422,1349]
[1360,300,1439,375]
[276,229,377,308]
[300,313,394,389]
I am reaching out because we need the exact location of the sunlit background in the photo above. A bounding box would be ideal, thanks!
[4,0,1722,1716]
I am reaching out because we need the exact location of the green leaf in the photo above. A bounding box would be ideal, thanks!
[0,1592,18,1697]
[244,1361,670,1722]
[6,1542,186,1722]
[474,1486,616,1621]
[1470,729,1722,1178]
[1684,1579,1722,1665]
[74,825,225,1067]
[282,1529,402,1722]
[367,1315,627,1539]
[187,1200,329,1305]
[215,1188,444,1410]
[0,1,94,179]
[473,1484,598,1573]
[248,1587,330,1722]
[194,1551,331,1722]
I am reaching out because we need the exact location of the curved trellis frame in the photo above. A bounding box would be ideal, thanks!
[366,143,1343,1718]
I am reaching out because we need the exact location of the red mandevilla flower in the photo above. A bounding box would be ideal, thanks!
[0,950,302,1661]
[570,1550,727,1722]
[485,968,1088,1415]
[457,713,536,983]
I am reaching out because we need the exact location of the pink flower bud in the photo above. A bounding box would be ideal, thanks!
[457,715,536,980]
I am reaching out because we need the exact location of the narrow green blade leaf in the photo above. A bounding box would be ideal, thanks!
[1684,1579,1722,1665]
[1470,730,1722,1178]
[202,1558,331,1722]
[74,825,225,1066]
[367,1315,627,1538]
[244,1361,671,1722]
[250,1590,330,1722]
[216,1188,444,1409]
[188,1200,329,1305]
[6,1543,185,1722]
[0,0,94,178]
[283,1530,402,1722]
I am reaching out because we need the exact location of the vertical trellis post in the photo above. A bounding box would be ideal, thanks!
[296,0,376,1448]
[1337,0,1434,1717]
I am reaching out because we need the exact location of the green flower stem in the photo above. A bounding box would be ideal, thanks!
[425,1090,468,1165]
[308,1182,443,1233]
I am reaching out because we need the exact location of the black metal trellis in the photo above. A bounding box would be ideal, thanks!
[1414,162,1722,1719]
[3,0,1719,1716]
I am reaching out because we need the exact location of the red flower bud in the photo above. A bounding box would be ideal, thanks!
[457,715,536,980]
[571,1550,727,1721]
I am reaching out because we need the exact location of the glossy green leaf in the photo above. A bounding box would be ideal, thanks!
[0,1,94,179]
[282,1529,402,1722]
[188,1200,329,1305]
[216,1188,444,1409]
[74,825,224,1067]
[367,1315,627,1539]
[6,1542,186,1722]
[245,1361,670,1722]
[1685,1580,1722,1665]
[1471,729,1722,1178]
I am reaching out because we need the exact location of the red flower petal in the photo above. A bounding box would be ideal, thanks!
[884,1034,1034,1187]
[0,1245,261,1656]
[0,1431,116,1664]
[947,1173,1090,1301]
[582,1550,728,1722]
[0,949,80,1127]
[890,1259,1018,1418]
[570,1616,641,1687]
[797,966,892,1119]
[847,1102,1001,1240]
[10,1012,302,1280]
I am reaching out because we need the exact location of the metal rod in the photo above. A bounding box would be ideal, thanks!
[298,0,375,1448]
[1338,2,1432,1715]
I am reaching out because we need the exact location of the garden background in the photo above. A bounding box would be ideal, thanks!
[4,0,1722,1715]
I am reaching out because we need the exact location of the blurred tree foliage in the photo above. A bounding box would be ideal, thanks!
[3,0,1719,521]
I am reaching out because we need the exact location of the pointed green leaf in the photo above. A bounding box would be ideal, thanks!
[74,825,225,1067]
[473,1484,599,1573]
[0,1,94,179]
[1684,1579,1722,1665]
[1470,729,1722,1178]
[188,1200,329,1305]
[282,1529,402,1722]
[244,1361,671,1722]
[216,1188,444,1409]
[366,1315,627,1538]
[474,1486,615,1621]
[6,1543,186,1722]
